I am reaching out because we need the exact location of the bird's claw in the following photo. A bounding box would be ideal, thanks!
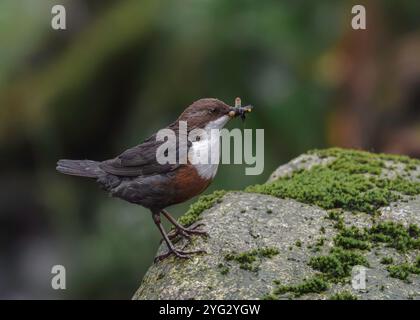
[167,223,208,241]
[167,228,191,241]
[154,249,206,263]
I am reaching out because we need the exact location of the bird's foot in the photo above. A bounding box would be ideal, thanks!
[154,248,206,263]
[167,223,208,241]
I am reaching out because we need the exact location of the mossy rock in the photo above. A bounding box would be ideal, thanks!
[133,148,420,300]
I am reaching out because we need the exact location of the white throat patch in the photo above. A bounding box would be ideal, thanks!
[189,115,229,179]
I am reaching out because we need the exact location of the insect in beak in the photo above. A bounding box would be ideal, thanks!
[229,97,253,121]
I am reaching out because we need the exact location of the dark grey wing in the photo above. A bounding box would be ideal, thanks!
[99,133,188,177]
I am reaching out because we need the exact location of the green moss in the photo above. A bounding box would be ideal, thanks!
[309,220,420,285]
[300,218,419,288]
[326,210,345,230]
[387,256,419,281]
[406,164,417,171]
[178,190,226,226]
[259,247,280,258]
[271,276,329,298]
[329,221,418,253]
[246,148,420,215]
[315,237,325,247]
[327,209,342,221]
[311,148,420,166]
[387,262,419,282]
[368,221,419,252]
[380,257,394,265]
[334,226,371,250]
[329,291,357,300]
[295,240,302,247]
[333,236,370,250]
[225,247,279,272]
[326,221,419,281]
[261,293,278,300]
[217,263,230,275]
[309,247,368,280]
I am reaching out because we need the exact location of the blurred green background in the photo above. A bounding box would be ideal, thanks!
[1,0,419,299]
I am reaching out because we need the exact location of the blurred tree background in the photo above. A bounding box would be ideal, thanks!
[0,0,419,298]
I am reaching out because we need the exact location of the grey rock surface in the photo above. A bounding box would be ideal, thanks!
[133,153,420,300]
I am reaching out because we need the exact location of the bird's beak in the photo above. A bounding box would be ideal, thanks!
[228,105,253,120]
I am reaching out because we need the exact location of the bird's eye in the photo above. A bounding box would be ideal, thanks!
[196,136,201,141]
[208,108,216,114]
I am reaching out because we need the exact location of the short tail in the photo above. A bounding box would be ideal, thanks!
[56,159,103,178]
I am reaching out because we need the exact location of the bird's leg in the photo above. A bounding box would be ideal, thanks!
[153,212,205,263]
[161,209,209,240]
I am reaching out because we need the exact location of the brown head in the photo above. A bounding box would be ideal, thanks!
[177,98,251,130]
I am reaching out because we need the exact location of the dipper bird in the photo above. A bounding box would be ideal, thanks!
[57,98,252,261]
